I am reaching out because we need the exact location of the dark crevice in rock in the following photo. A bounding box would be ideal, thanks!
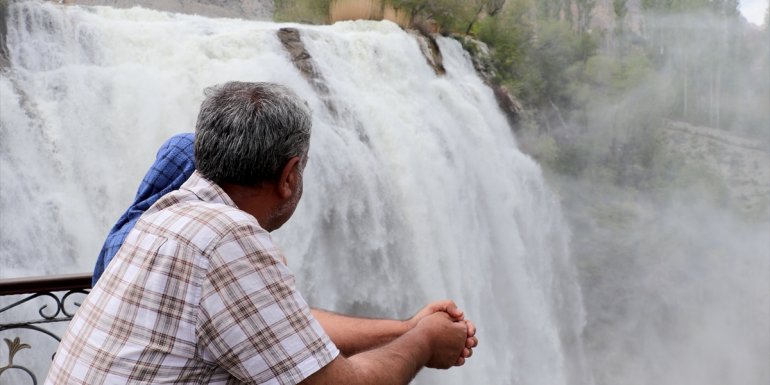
[408,29,445,76]
[491,84,523,129]
[277,27,335,113]
[276,27,371,146]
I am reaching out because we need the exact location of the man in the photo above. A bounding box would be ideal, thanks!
[90,135,476,360]
[46,82,477,384]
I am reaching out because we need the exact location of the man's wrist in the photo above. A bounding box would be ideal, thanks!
[400,324,432,368]
[402,317,416,333]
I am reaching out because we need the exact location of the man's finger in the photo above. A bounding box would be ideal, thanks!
[442,300,463,320]
[465,320,476,337]
[454,357,466,366]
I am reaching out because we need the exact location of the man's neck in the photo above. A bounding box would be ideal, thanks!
[219,182,280,231]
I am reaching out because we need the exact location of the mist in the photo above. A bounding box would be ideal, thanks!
[518,10,770,385]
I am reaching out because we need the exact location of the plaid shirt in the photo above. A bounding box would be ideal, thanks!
[47,171,339,384]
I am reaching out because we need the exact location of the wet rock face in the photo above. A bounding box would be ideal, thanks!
[460,36,496,81]
[459,36,523,128]
[1,0,9,70]
[408,30,522,128]
[408,30,446,76]
[491,84,523,127]
[276,28,317,83]
[276,27,338,116]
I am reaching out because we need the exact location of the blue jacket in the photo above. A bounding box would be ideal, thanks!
[93,133,195,285]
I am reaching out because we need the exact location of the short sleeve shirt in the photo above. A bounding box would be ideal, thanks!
[46,171,339,385]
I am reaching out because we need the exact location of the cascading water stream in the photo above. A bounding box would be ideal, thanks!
[0,2,589,384]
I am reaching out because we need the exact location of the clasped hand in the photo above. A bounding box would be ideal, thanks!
[408,300,479,368]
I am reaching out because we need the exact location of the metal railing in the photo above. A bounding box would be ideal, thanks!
[0,273,92,385]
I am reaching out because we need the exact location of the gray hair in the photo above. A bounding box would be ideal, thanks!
[194,81,311,186]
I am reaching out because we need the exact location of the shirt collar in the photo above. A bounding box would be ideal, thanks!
[180,170,238,209]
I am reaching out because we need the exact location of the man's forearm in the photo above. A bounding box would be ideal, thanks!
[298,326,430,385]
[345,326,431,383]
[300,312,467,385]
[311,308,410,356]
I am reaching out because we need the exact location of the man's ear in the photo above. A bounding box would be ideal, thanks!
[277,156,302,199]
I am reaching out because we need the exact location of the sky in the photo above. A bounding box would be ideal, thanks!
[740,0,769,25]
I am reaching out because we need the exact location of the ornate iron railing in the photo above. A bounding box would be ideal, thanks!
[0,273,92,385]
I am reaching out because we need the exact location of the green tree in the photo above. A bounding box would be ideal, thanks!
[476,0,540,100]
[385,0,473,32]
[464,0,507,34]
[274,0,333,24]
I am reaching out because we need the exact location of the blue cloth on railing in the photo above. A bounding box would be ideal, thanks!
[92,133,196,285]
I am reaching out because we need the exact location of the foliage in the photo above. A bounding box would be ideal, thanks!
[383,0,485,33]
[613,0,628,20]
[274,0,333,24]
[475,0,537,95]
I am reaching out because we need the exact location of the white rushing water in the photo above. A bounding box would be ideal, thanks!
[0,2,589,384]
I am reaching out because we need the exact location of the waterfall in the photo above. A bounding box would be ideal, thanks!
[0,2,589,384]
